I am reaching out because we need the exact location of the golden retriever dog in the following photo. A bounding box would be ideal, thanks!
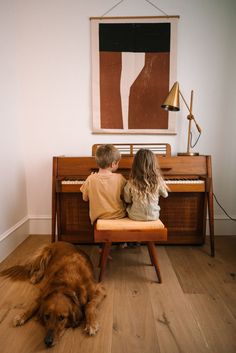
[0,241,106,347]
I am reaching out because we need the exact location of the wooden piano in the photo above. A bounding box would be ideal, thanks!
[52,143,214,256]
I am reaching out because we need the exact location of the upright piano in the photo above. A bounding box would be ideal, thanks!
[52,143,214,256]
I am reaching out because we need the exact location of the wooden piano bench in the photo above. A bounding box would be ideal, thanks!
[94,217,167,283]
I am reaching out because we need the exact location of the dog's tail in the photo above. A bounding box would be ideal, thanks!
[0,244,53,282]
[0,265,30,280]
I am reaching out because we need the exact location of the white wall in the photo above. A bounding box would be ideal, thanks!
[1,0,236,257]
[0,1,28,260]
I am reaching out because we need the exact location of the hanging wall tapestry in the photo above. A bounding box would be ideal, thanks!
[90,16,179,134]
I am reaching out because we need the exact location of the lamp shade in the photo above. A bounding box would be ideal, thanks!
[161,82,180,111]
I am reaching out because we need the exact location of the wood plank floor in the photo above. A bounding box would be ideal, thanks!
[0,235,235,353]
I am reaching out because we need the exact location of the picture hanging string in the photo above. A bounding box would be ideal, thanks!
[101,0,169,18]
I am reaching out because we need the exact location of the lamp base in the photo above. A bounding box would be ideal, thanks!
[177,152,199,156]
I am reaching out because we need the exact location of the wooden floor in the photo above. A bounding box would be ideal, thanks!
[0,235,235,353]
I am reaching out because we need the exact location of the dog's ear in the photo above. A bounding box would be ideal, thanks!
[63,289,83,328]
[63,289,80,306]
[36,289,57,323]
[68,306,83,328]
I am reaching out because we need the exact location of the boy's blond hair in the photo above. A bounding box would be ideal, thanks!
[95,144,121,169]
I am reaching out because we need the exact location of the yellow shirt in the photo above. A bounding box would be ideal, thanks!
[80,173,127,224]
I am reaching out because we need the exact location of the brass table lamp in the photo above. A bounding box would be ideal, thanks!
[161,82,202,156]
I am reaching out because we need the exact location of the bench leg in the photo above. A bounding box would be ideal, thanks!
[147,242,162,283]
[99,242,112,282]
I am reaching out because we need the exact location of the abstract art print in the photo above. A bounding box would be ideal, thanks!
[90,17,179,134]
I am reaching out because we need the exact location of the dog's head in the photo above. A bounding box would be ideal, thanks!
[38,288,83,347]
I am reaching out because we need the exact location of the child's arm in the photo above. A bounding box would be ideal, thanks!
[120,176,127,201]
[80,178,89,201]
[158,177,169,198]
[123,183,132,203]
[160,187,168,198]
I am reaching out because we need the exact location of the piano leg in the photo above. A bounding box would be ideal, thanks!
[51,193,57,242]
[51,159,57,243]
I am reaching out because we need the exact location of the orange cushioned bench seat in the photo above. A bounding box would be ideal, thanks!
[94,217,167,283]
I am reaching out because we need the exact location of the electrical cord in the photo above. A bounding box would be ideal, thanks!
[213,193,236,221]
[189,124,235,221]
[190,131,201,148]
[181,125,235,222]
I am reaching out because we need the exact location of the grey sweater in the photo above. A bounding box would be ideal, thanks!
[123,181,168,221]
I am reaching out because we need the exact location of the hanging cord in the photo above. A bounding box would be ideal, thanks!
[213,193,236,221]
[101,0,125,17]
[144,0,169,16]
[101,0,169,18]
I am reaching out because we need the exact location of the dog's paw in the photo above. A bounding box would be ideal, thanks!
[84,321,99,336]
[13,314,26,326]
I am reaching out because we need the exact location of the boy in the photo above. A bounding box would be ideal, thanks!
[81,144,126,224]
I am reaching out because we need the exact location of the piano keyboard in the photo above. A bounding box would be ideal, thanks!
[165,179,204,184]
[61,180,84,184]
[59,179,205,192]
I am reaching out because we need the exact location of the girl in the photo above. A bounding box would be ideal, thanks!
[124,149,169,221]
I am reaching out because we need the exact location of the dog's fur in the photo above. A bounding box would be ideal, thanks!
[0,241,106,347]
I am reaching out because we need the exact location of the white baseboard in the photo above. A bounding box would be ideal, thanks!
[28,215,236,236]
[207,217,236,235]
[1,215,235,263]
[0,216,29,262]
[28,215,51,235]
[0,215,51,263]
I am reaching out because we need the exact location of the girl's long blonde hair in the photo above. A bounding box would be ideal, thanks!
[129,149,167,200]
